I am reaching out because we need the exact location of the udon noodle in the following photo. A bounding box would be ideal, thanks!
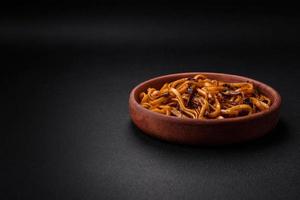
[139,74,271,119]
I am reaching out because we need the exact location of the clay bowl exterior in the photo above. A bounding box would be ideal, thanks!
[129,72,281,145]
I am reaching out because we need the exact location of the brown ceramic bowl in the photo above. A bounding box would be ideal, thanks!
[129,72,281,145]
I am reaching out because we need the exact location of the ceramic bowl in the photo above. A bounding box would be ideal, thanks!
[129,72,281,145]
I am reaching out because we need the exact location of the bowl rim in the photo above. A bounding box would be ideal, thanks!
[129,72,281,125]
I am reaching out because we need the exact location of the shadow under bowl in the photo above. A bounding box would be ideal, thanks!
[129,72,281,145]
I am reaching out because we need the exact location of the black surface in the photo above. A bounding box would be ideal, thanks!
[2,5,300,200]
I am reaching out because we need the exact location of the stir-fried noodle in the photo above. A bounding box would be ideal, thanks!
[139,74,271,119]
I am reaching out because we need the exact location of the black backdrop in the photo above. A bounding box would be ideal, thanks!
[2,3,300,200]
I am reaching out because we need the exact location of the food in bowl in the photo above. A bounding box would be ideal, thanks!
[139,74,271,119]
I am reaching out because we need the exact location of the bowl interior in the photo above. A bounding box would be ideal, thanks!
[133,72,280,114]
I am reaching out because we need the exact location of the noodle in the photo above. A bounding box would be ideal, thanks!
[139,74,271,119]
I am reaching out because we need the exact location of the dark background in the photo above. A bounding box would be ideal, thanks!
[1,3,300,200]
